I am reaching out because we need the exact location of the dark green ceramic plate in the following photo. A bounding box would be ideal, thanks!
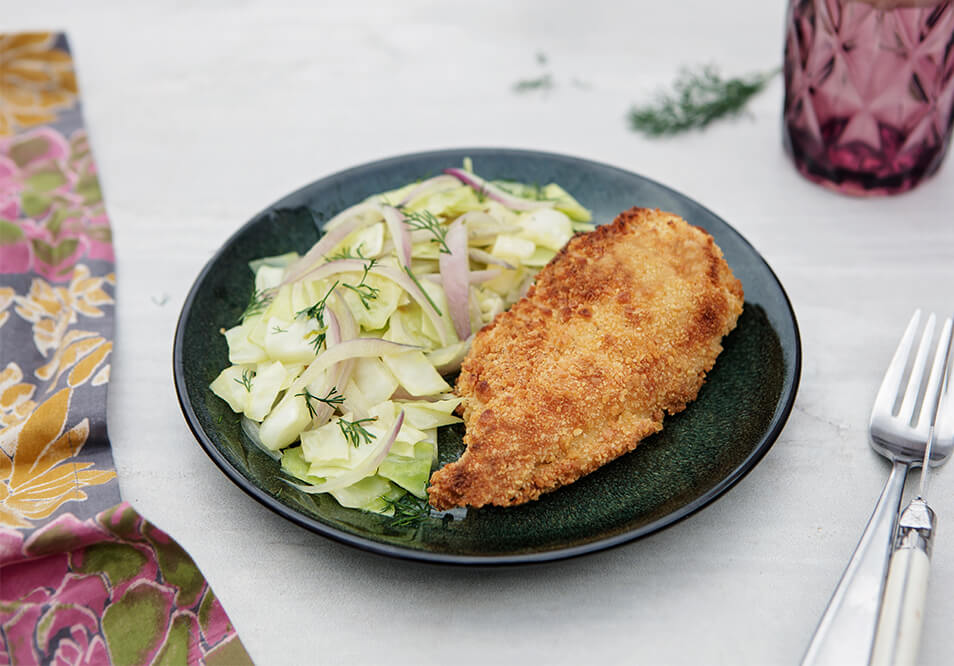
[174,148,800,565]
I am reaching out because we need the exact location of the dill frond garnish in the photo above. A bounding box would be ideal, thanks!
[496,180,550,201]
[381,493,430,528]
[402,210,450,254]
[271,325,288,334]
[306,329,327,353]
[402,265,443,316]
[296,386,345,418]
[233,368,253,392]
[338,417,377,448]
[296,280,339,324]
[627,65,779,137]
[328,244,369,262]
[341,257,380,309]
[239,289,272,322]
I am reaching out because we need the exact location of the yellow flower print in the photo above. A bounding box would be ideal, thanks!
[0,387,115,528]
[35,330,112,392]
[0,33,77,137]
[13,264,113,357]
[0,362,38,430]
[0,287,13,328]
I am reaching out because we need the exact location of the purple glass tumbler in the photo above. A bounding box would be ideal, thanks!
[783,0,954,195]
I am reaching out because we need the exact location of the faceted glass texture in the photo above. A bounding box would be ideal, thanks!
[783,0,954,195]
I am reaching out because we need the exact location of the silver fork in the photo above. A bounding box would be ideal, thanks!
[870,314,952,665]
[802,311,953,666]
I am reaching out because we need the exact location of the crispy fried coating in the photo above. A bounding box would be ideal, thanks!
[427,207,744,509]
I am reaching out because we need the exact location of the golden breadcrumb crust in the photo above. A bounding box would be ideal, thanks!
[427,207,745,510]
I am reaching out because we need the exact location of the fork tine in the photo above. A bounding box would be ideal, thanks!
[872,310,922,420]
[931,318,954,453]
[897,312,936,425]
[917,317,953,428]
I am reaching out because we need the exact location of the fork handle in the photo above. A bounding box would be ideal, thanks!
[801,460,908,666]
[869,498,936,666]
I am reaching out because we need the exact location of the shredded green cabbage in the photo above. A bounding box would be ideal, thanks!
[210,161,593,518]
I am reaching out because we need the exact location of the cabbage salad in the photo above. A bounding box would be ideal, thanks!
[210,160,593,516]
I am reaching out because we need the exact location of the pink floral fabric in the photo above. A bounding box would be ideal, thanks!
[0,33,252,665]
[0,126,113,282]
[1,504,248,665]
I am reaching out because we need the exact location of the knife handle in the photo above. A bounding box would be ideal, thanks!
[801,460,907,666]
[869,498,936,666]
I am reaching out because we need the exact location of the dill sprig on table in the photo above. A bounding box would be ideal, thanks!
[512,73,554,93]
[381,493,430,528]
[627,65,779,137]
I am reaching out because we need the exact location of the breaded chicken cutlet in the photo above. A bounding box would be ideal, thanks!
[427,207,744,510]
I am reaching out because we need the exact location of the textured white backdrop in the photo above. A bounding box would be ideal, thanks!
[9,1,954,664]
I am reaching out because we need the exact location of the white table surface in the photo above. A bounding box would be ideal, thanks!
[11,1,954,664]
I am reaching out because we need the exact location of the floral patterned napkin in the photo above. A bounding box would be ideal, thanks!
[0,33,252,664]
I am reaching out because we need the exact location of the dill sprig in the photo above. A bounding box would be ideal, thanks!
[307,329,327,353]
[627,65,779,137]
[338,417,377,448]
[402,210,450,254]
[496,180,550,201]
[381,493,430,528]
[402,265,443,316]
[233,368,253,392]
[341,257,380,310]
[296,386,345,418]
[327,244,369,262]
[271,325,288,334]
[239,289,272,322]
[296,280,339,324]
[512,73,554,94]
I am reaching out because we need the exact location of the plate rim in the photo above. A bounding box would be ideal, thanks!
[173,147,802,566]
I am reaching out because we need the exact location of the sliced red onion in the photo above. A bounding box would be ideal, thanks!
[371,265,450,345]
[444,168,555,211]
[397,174,459,207]
[291,258,372,286]
[328,291,358,340]
[468,248,514,269]
[324,292,358,413]
[283,411,405,494]
[286,259,450,346]
[281,203,382,286]
[289,338,421,399]
[241,416,281,461]
[438,219,471,340]
[324,308,341,346]
[380,204,412,269]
